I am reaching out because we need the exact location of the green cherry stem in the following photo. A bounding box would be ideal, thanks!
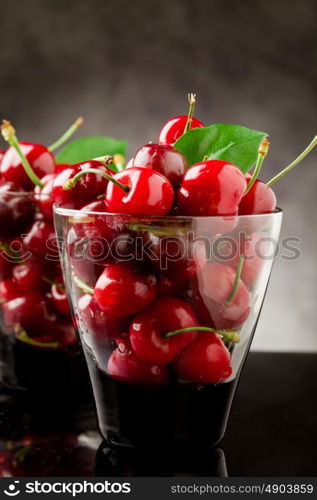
[92,155,118,173]
[1,120,44,188]
[63,167,129,193]
[267,135,317,187]
[226,255,244,304]
[73,274,94,295]
[48,116,84,152]
[183,93,197,135]
[244,137,270,195]
[164,326,240,343]
[114,154,126,172]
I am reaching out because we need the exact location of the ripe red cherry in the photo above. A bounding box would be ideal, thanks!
[2,292,57,336]
[108,339,168,386]
[0,181,34,238]
[183,277,215,327]
[199,262,250,329]
[52,160,112,209]
[129,143,188,186]
[220,233,265,288]
[173,332,232,384]
[34,173,56,220]
[72,200,134,265]
[12,262,48,291]
[129,296,198,365]
[0,279,20,302]
[94,262,158,317]
[0,142,55,190]
[22,220,57,257]
[177,160,247,216]
[159,116,205,145]
[239,179,276,214]
[158,275,182,297]
[105,167,174,216]
[77,294,127,342]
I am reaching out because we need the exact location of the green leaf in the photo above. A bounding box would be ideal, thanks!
[56,136,128,164]
[174,124,268,173]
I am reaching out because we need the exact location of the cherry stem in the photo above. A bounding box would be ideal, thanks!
[183,93,196,135]
[267,135,317,187]
[41,276,65,291]
[164,326,240,343]
[226,255,244,304]
[48,116,84,152]
[63,167,129,193]
[17,329,59,349]
[93,155,118,173]
[73,274,94,295]
[1,120,44,188]
[0,241,24,263]
[244,138,270,195]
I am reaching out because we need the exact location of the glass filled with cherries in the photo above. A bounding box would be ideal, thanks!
[54,95,315,450]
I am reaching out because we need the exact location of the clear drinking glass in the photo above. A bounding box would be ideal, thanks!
[54,206,282,450]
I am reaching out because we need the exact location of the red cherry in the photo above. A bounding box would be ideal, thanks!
[34,173,56,220]
[105,167,174,216]
[159,115,205,145]
[55,163,71,173]
[158,275,182,297]
[0,279,20,302]
[239,179,276,215]
[2,292,57,337]
[199,262,250,329]
[183,277,215,327]
[52,160,112,209]
[78,293,126,342]
[0,181,34,238]
[12,262,48,291]
[51,283,70,316]
[0,142,55,190]
[129,143,188,186]
[67,227,103,288]
[173,332,232,384]
[177,160,247,216]
[94,262,158,317]
[108,339,168,386]
[129,297,198,365]
[55,321,77,348]
[22,219,57,257]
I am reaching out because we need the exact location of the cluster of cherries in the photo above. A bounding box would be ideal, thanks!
[1,96,315,384]
[0,119,85,349]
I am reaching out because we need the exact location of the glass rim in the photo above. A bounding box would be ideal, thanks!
[53,204,283,220]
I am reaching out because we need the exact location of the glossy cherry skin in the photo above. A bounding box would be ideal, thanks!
[239,179,276,215]
[199,262,250,329]
[0,142,55,190]
[77,294,129,345]
[0,181,34,238]
[105,167,174,216]
[34,173,56,220]
[0,279,21,302]
[129,297,198,365]
[94,262,158,317]
[177,160,247,216]
[173,332,232,384]
[0,252,13,280]
[108,339,168,386]
[158,274,182,297]
[129,143,188,186]
[52,160,112,209]
[22,220,57,257]
[2,292,57,337]
[219,233,265,288]
[159,115,205,145]
[12,262,48,291]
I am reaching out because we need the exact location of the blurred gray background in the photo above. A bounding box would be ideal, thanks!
[0,0,316,351]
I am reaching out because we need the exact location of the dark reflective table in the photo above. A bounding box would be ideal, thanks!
[0,353,316,477]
